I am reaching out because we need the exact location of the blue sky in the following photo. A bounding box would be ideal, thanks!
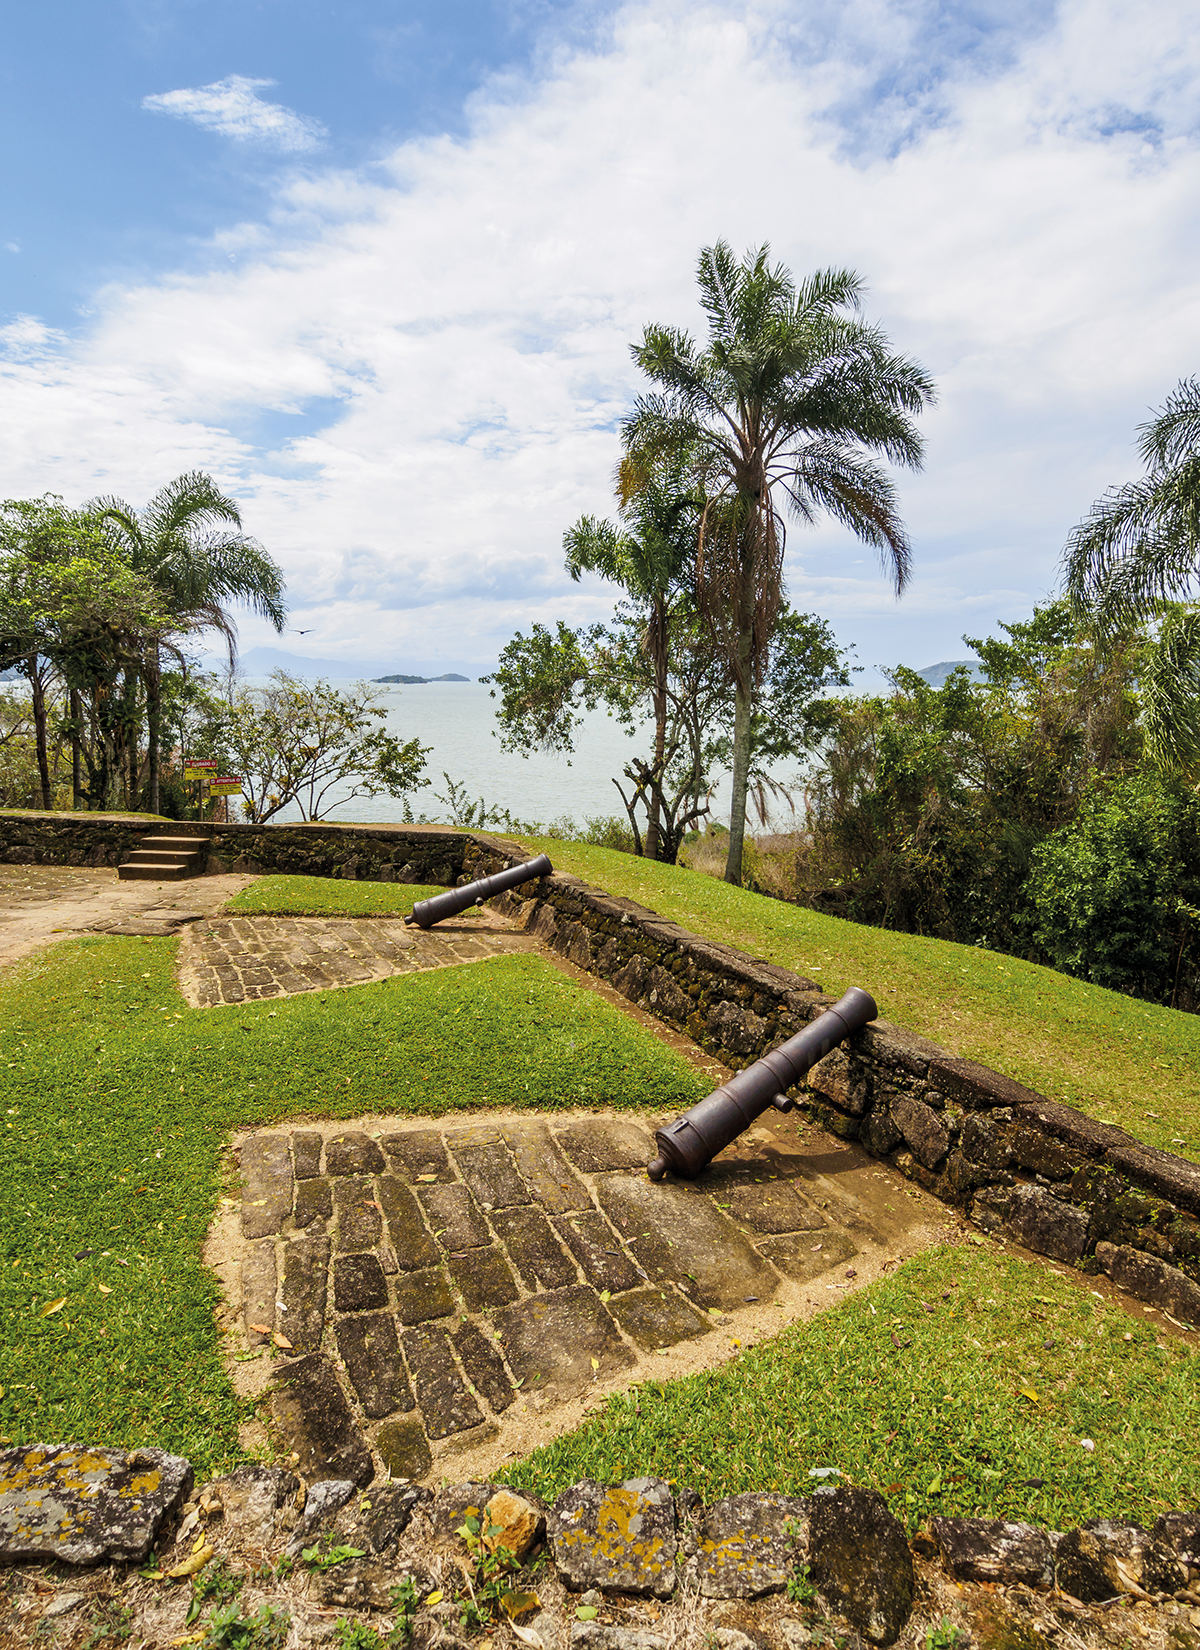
[3,0,1200,682]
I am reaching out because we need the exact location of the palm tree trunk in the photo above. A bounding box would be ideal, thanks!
[646,598,667,861]
[146,649,161,815]
[29,659,51,810]
[724,663,753,884]
[70,689,82,809]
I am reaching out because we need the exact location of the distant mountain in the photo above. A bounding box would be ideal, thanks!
[374,672,472,684]
[914,659,985,689]
[201,646,483,680]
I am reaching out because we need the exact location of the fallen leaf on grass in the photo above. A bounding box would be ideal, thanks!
[97,1283,112,1295]
[39,1298,66,1317]
[169,1633,204,1646]
[165,1544,213,1579]
[1020,1387,1040,1403]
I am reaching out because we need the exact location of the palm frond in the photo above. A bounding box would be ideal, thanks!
[1142,607,1200,776]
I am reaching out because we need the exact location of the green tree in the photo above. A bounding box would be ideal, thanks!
[1064,379,1200,775]
[624,240,935,883]
[91,472,287,813]
[214,672,429,823]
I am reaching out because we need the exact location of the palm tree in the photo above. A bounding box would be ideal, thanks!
[624,241,935,883]
[91,472,287,812]
[1064,379,1200,775]
[563,447,701,858]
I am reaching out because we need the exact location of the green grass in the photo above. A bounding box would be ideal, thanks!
[0,940,706,1474]
[515,839,1200,1164]
[509,1244,1200,1531]
[224,875,454,917]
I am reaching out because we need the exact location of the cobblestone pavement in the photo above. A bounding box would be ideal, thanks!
[177,908,538,1005]
[213,1108,947,1486]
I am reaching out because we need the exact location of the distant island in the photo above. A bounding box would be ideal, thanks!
[373,672,472,684]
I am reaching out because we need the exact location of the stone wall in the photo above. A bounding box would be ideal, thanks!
[465,838,1200,1328]
[0,811,469,884]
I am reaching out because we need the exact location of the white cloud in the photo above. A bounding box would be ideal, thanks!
[141,75,327,153]
[5,0,1200,678]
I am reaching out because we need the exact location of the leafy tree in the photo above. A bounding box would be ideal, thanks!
[1028,774,1200,1009]
[624,240,934,883]
[209,672,428,823]
[91,471,287,813]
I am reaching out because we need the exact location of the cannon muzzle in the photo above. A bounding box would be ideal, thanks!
[647,986,878,1181]
[404,853,554,929]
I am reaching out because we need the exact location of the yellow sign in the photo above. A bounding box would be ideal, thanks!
[209,778,243,795]
[182,760,217,780]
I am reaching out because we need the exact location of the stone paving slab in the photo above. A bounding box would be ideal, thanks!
[177,909,538,1006]
[214,1108,948,1487]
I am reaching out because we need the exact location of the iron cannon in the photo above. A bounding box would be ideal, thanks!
[403,853,554,929]
[647,985,878,1181]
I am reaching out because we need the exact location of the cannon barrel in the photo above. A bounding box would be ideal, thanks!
[403,853,554,929]
[647,986,878,1181]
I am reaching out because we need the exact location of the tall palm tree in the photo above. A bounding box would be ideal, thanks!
[624,241,935,883]
[563,447,701,858]
[1064,380,1200,776]
[91,472,287,812]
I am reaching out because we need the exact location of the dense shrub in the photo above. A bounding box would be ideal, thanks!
[1027,775,1200,1009]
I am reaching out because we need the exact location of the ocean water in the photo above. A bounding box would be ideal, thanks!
[252,678,800,832]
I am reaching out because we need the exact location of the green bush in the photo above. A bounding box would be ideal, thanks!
[1027,774,1200,1008]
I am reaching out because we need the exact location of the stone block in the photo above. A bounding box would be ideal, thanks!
[1153,1511,1200,1569]
[806,1047,869,1116]
[715,1180,826,1235]
[241,1240,276,1345]
[1094,1242,1200,1327]
[974,1183,1089,1264]
[375,1417,433,1481]
[0,1445,192,1565]
[1055,1520,1185,1602]
[446,1245,521,1310]
[707,1000,767,1055]
[607,1285,713,1350]
[807,1485,913,1645]
[401,1324,484,1438]
[453,1321,518,1413]
[377,1176,439,1270]
[889,1092,950,1170]
[554,1211,643,1294]
[336,1312,413,1418]
[270,1355,373,1486]
[961,1113,1014,1169]
[503,1121,590,1213]
[483,1488,544,1561]
[380,1129,454,1182]
[333,1177,384,1252]
[489,1206,579,1290]
[493,1285,637,1402]
[595,1173,776,1310]
[450,1133,531,1210]
[930,1517,1053,1588]
[419,1182,491,1250]
[757,1229,857,1282]
[693,1493,809,1597]
[549,1477,677,1598]
[280,1234,330,1355]
[241,1134,293,1238]
[556,1119,656,1173]
[393,1266,455,1324]
[333,1252,388,1313]
[294,1178,332,1229]
[861,1107,903,1157]
[293,1132,324,1178]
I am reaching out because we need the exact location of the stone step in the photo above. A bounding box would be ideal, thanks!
[118,836,211,882]
[116,862,195,881]
[136,834,209,851]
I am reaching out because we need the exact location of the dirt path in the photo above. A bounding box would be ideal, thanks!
[0,864,255,969]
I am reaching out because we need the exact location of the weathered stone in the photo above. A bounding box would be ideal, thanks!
[888,1092,950,1170]
[571,1628,667,1650]
[556,1118,656,1173]
[1095,1241,1200,1327]
[612,952,649,1004]
[558,919,595,971]
[554,1211,642,1293]
[349,1481,432,1551]
[202,1464,300,1549]
[419,1182,491,1250]
[549,1477,677,1598]
[493,1286,637,1402]
[1010,1126,1078,1181]
[381,1128,454,1182]
[377,1176,439,1270]
[271,1355,374,1486]
[375,1417,433,1481]
[450,1132,531,1210]
[490,1206,579,1289]
[807,1486,913,1646]
[242,1239,276,1345]
[323,1131,386,1176]
[431,1480,495,1546]
[692,1493,808,1598]
[446,1245,521,1310]
[502,1121,589,1213]
[715,1180,826,1235]
[595,1174,776,1310]
[241,1133,293,1238]
[293,1131,324,1178]
[974,1183,1089,1263]
[335,1312,413,1418]
[333,1176,384,1251]
[453,1321,518,1413]
[279,1233,330,1355]
[961,1113,1014,1169]
[707,1000,766,1055]
[293,1177,332,1229]
[1153,1511,1200,1569]
[646,964,689,1022]
[285,1477,358,1557]
[756,1229,859,1282]
[0,1445,192,1565]
[401,1324,485,1438]
[608,1285,713,1350]
[930,1517,1053,1588]
[806,1047,869,1116]
[483,1488,543,1560]
[1055,1520,1186,1602]
[333,1251,388,1313]
[393,1266,455,1324]
[860,1108,903,1157]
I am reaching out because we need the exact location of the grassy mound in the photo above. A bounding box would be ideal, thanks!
[224,875,455,918]
[518,840,1200,1163]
